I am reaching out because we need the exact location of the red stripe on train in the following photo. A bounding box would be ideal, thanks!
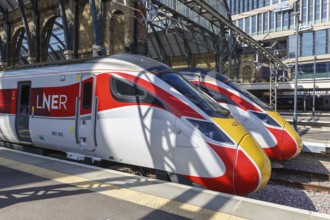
[195,81,261,112]
[97,72,205,120]
[181,143,259,195]
[0,89,17,114]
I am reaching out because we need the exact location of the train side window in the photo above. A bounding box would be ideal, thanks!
[83,82,92,109]
[111,77,146,100]
[20,85,30,106]
[20,85,30,113]
[110,77,165,108]
[199,84,236,106]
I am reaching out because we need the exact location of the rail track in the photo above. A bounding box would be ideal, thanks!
[271,168,330,193]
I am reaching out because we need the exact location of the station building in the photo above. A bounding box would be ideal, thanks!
[229,0,330,80]
[228,0,330,111]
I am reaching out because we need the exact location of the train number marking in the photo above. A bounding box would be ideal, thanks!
[52,131,64,137]
[232,121,239,127]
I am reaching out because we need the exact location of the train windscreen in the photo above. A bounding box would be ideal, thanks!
[158,73,231,118]
[210,71,270,110]
[225,81,271,111]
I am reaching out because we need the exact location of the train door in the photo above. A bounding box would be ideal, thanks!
[16,82,32,143]
[75,74,98,151]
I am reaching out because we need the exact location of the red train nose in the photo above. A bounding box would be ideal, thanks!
[233,135,271,195]
[264,123,302,161]
[281,122,302,160]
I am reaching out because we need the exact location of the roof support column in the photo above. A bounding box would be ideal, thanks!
[89,0,104,56]
[0,6,9,67]
[57,0,73,60]
[149,24,169,64]
[31,0,40,62]
[180,31,192,67]
[17,0,35,63]
[227,29,233,77]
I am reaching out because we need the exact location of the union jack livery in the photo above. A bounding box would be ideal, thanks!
[0,54,271,195]
[179,67,302,162]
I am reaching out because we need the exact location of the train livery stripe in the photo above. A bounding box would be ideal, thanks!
[0,72,204,120]
[183,143,262,195]
[114,72,205,119]
[96,72,205,120]
[197,81,261,112]
[0,89,17,114]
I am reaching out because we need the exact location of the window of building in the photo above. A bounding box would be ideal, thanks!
[249,0,253,10]
[265,0,270,6]
[263,12,269,33]
[238,18,244,30]
[327,29,330,53]
[289,11,295,29]
[270,11,275,32]
[288,34,300,58]
[302,0,307,24]
[252,15,257,35]
[315,30,326,55]
[276,12,282,31]
[237,1,240,14]
[245,17,251,34]
[258,14,263,34]
[322,0,327,22]
[231,1,235,14]
[298,62,330,79]
[240,1,243,13]
[317,63,327,74]
[301,32,313,57]
[253,0,258,9]
[244,0,249,12]
[308,0,314,24]
[315,0,321,24]
[283,11,289,30]
[272,0,279,4]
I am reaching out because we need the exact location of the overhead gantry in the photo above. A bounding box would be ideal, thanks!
[148,0,288,110]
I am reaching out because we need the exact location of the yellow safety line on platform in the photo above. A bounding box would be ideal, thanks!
[0,156,246,220]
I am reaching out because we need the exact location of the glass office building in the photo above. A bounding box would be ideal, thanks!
[228,0,330,79]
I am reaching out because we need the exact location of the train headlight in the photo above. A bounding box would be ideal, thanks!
[187,119,234,144]
[250,111,281,127]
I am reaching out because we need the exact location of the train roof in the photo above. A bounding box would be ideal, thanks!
[0,54,173,78]
[177,67,231,83]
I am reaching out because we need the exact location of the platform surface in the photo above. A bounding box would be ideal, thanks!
[299,126,330,153]
[0,146,329,220]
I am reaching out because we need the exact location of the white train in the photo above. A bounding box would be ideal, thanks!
[0,54,271,195]
[178,68,302,161]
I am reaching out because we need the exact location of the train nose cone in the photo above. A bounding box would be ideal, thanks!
[282,122,302,160]
[234,134,271,195]
[211,117,271,195]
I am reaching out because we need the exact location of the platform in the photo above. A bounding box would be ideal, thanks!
[0,146,329,220]
[299,126,330,154]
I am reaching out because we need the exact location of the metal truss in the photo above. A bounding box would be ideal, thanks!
[149,1,221,54]
[175,0,288,71]
[269,61,279,111]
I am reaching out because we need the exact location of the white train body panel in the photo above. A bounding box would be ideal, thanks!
[179,68,302,161]
[0,55,271,195]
